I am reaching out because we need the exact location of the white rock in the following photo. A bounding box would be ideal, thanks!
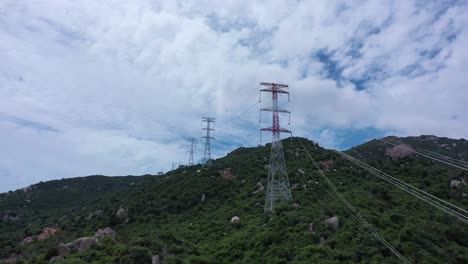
[152,255,161,264]
[49,256,62,262]
[325,216,339,231]
[451,180,461,188]
[319,236,326,245]
[116,207,129,223]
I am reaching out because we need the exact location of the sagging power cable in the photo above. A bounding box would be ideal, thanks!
[297,138,411,264]
[334,150,468,224]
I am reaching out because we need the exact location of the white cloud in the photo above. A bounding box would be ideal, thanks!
[1,0,467,191]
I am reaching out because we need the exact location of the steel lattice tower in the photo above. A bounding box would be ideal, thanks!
[259,82,292,213]
[187,138,197,166]
[201,117,215,166]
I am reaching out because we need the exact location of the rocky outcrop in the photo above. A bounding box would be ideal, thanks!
[77,237,97,253]
[49,227,116,261]
[24,227,59,244]
[2,211,19,222]
[325,216,339,231]
[57,243,70,257]
[319,160,333,171]
[94,227,116,241]
[385,145,414,159]
[220,168,236,181]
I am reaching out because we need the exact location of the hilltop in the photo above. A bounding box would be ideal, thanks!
[0,136,467,263]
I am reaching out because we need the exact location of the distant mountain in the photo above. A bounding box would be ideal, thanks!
[0,136,466,263]
[347,135,468,162]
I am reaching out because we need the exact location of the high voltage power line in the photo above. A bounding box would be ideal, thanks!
[378,138,468,171]
[297,138,411,264]
[334,150,468,223]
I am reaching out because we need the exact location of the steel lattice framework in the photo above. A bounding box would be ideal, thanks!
[259,82,292,213]
[187,138,197,166]
[201,117,215,167]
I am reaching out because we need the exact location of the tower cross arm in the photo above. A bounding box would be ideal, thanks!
[260,107,290,113]
[260,82,289,88]
[260,88,289,95]
[260,127,292,134]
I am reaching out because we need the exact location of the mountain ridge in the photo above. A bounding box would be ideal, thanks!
[1,135,467,263]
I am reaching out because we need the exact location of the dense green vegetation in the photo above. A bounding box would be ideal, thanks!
[1,136,467,263]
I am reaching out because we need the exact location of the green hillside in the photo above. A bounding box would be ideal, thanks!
[1,136,467,263]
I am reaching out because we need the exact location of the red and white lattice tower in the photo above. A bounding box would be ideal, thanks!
[259,82,292,213]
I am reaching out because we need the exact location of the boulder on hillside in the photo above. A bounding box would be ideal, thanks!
[77,237,97,253]
[65,238,82,252]
[325,216,339,231]
[49,256,62,263]
[220,168,236,181]
[450,180,462,189]
[319,160,333,171]
[152,255,161,264]
[319,236,326,245]
[230,216,240,224]
[59,227,115,256]
[94,227,116,241]
[57,243,70,257]
[65,236,96,252]
[116,207,129,223]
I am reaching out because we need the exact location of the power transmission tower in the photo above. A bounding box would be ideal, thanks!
[259,82,292,213]
[187,138,197,166]
[201,117,215,166]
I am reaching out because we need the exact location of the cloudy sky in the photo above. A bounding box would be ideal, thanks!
[1,0,467,192]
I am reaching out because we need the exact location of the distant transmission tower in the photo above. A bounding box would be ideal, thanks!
[187,138,197,166]
[201,117,215,166]
[259,82,292,213]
